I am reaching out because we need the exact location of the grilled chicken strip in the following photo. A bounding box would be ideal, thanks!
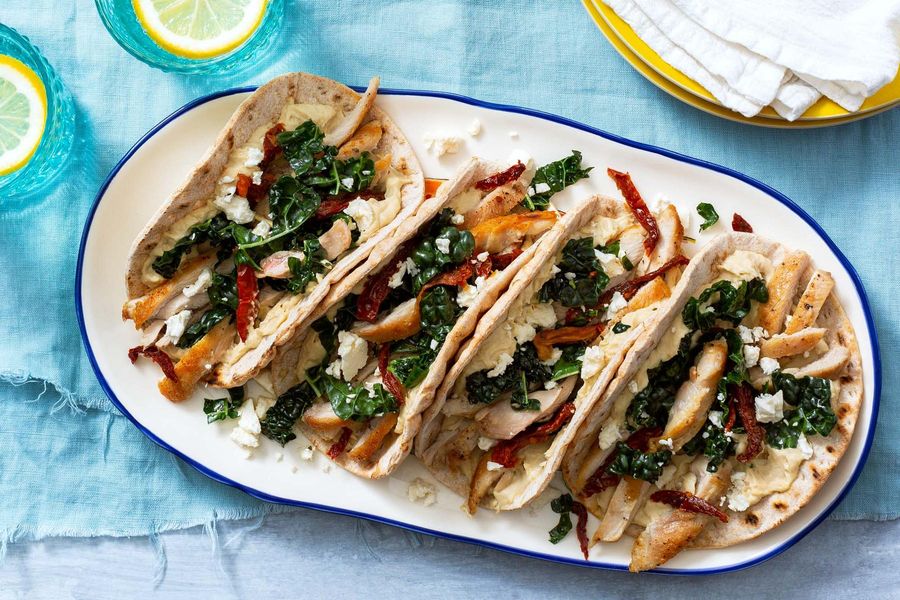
[654,340,728,452]
[477,376,577,440]
[629,460,732,572]
[353,297,420,343]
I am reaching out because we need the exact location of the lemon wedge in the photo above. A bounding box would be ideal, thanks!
[133,0,267,59]
[0,55,47,177]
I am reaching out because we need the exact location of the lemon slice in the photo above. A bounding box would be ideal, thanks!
[133,0,267,59]
[0,55,47,177]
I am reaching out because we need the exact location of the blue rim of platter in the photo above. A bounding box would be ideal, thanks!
[76,85,882,575]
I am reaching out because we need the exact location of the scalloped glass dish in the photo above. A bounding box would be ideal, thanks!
[95,0,284,74]
[77,87,880,573]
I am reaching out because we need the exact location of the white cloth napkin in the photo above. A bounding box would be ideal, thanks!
[604,0,900,120]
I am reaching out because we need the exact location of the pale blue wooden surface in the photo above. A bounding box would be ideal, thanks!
[1,515,898,598]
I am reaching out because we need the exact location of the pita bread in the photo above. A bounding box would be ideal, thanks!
[415,196,681,510]
[122,73,425,393]
[561,233,863,553]
[268,158,547,478]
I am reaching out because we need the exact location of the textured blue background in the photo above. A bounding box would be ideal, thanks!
[0,0,896,559]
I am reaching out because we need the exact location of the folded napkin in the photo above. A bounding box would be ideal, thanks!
[605,0,900,119]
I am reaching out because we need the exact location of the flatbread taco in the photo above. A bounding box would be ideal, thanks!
[259,153,582,477]
[122,73,424,401]
[416,170,694,515]
[561,232,862,571]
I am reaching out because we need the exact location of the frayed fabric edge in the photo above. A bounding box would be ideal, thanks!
[0,504,296,579]
[0,370,112,413]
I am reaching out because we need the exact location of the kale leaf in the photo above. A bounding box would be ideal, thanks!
[765,372,836,449]
[260,380,318,446]
[682,278,769,331]
[697,202,720,231]
[409,224,475,293]
[285,238,327,293]
[177,271,238,348]
[539,237,610,307]
[550,344,585,381]
[608,442,672,482]
[682,421,735,472]
[388,287,461,389]
[612,322,631,334]
[151,214,234,279]
[465,343,552,407]
[203,387,244,424]
[523,151,593,211]
[315,373,398,422]
[549,493,574,544]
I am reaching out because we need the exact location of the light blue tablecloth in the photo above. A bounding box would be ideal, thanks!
[0,0,897,549]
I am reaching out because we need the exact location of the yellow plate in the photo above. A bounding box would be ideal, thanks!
[583,0,900,126]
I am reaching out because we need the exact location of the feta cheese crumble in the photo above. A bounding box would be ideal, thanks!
[754,390,784,423]
[486,461,505,471]
[466,119,482,137]
[533,182,551,194]
[743,345,760,368]
[435,237,451,255]
[387,261,407,288]
[604,291,628,321]
[251,220,271,237]
[580,345,605,380]
[214,187,255,224]
[450,213,465,225]
[300,446,315,461]
[407,478,437,506]
[231,399,261,450]
[164,310,192,345]
[244,147,264,167]
[658,437,674,450]
[759,356,780,375]
[487,352,514,378]
[423,131,463,157]
[327,331,369,381]
[708,410,724,428]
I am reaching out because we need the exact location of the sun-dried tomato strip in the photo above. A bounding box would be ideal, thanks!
[247,171,277,205]
[235,264,259,343]
[532,324,604,361]
[327,427,353,459]
[378,343,406,405]
[417,262,476,299]
[491,402,576,468]
[734,383,764,462]
[608,168,659,254]
[128,345,178,381]
[490,248,523,270]
[474,257,493,278]
[625,426,663,451]
[582,426,662,497]
[356,244,415,322]
[260,123,286,168]
[732,213,753,233]
[235,173,251,197]
[650,490,729,523]
[571,501,591,559]
[598,255,689,306]
[315,198,351,219]
[474,161,526,192]
[724,395,737,432]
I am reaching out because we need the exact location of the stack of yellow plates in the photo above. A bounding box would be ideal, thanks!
[583,0,900,128]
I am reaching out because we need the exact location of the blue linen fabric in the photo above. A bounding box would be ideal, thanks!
[0,0,896,548]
